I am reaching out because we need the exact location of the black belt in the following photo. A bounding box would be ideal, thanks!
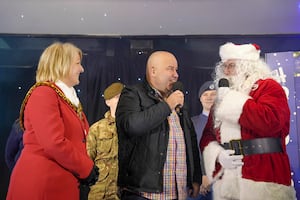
[222,138,283,156]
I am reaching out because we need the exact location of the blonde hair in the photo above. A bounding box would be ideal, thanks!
[36,42,82,82]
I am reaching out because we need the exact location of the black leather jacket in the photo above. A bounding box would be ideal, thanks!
[116,80,202,193]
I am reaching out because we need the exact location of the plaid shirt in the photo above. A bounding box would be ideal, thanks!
[141,111,187,200]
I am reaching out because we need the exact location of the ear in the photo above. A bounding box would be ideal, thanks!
[105,99,110,107]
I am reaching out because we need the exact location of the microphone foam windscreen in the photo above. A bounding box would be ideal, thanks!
[218,78,229,87]
[172,81,184,92]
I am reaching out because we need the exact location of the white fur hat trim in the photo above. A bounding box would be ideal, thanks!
[219,42,261,62]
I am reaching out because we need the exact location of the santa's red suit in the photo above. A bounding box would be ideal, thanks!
[200,77,296,199]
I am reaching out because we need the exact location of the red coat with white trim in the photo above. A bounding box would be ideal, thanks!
[200,78,295,199]
[7,85,94,200]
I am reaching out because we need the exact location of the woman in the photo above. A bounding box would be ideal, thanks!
[7,42,98,200]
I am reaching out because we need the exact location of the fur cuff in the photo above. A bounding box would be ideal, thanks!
[203,141,224,183]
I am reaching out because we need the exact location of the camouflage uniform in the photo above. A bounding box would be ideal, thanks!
[86,111,119,200]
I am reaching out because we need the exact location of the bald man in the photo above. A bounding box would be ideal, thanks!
[116,51,202,200]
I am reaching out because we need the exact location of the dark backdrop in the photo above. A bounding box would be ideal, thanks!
[1,34,300,199]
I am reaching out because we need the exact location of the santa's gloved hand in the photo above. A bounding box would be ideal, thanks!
[218,149,243,169]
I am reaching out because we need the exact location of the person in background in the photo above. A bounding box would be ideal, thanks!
[116,51,202,200]
[5,118,24,172]
[6,42,98,200]
[200,42,296,199]
[86,82,124,200]
[192,81,216,146]
[190,81,216,200]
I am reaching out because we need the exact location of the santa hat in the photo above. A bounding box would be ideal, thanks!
[219,42,261,62]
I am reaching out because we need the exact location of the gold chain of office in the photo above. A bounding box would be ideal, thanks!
[19,81,83,130]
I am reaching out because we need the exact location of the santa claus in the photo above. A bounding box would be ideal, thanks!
[200,42,296,200]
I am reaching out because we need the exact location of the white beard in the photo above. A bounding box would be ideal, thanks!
[226,73,254,95]
[214,73,255,133]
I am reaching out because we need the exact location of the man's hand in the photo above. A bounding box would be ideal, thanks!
[188,182,200,198]
[165,90,184,110]
[200,175,211,195]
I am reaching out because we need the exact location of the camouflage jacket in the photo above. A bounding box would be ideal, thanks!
[86,111,119,200]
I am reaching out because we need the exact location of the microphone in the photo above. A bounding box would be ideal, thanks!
[172,81,184,92]
[218,78,229,101]
[172,81,184,114]
[218,78,229,87]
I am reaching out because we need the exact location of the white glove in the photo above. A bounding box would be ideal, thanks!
[218,149,243,169]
